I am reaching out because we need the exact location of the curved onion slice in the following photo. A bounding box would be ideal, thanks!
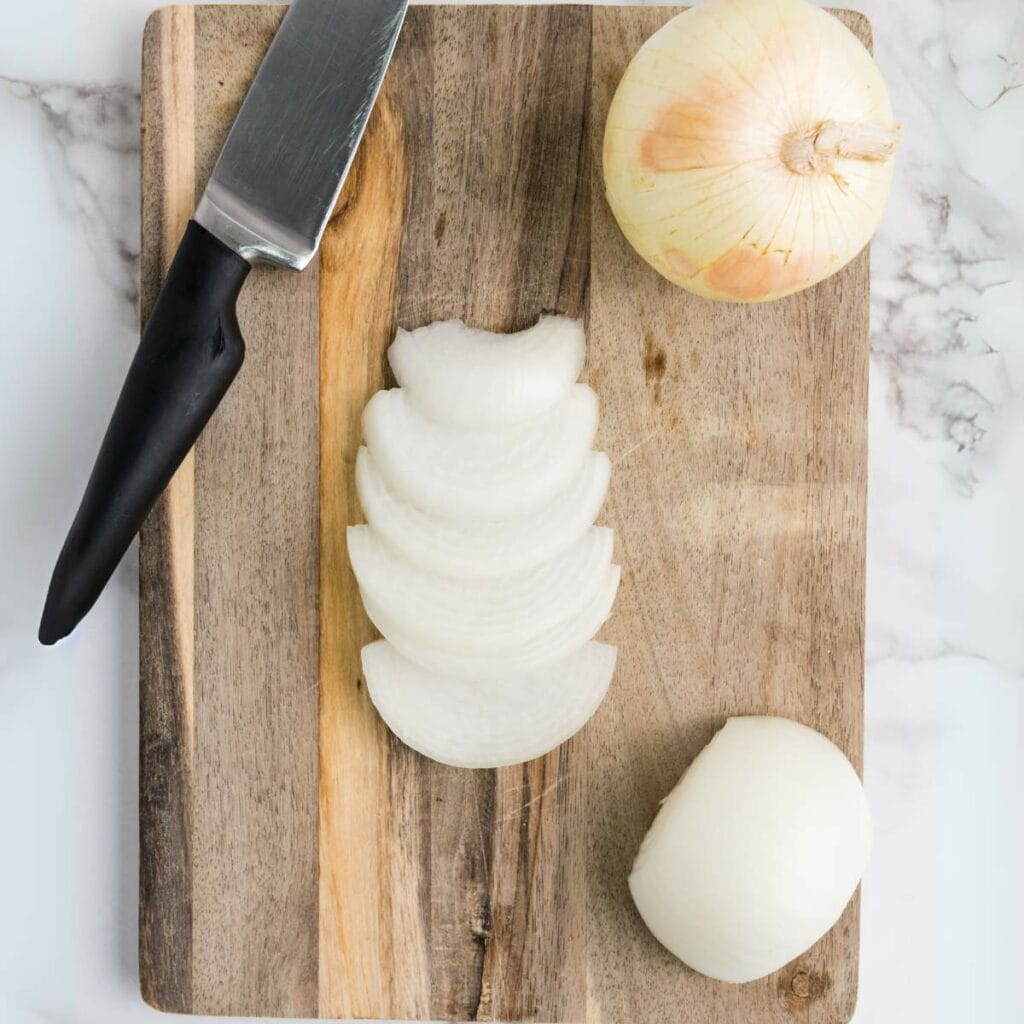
[362,384,598,519]
[347,524,613,652]
[362,640,617,768]
[360,565,621,681]
[389,316,586,428]
[356,447,611,580]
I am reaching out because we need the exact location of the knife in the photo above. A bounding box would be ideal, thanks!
[38,0,407,645]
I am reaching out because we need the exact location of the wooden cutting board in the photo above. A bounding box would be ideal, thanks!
[139,5,869,1021]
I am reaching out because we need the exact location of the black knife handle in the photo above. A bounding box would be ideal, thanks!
[39,220,251,645]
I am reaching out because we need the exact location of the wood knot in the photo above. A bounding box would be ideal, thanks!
[470,893,492,947]
[471,919,491,945]
[790,970,811,999]
[778,963,829,1012]
[642,329,668,403]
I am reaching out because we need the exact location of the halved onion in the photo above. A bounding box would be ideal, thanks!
[360,565,621,681]
[362,384,598,519]
[629,717,872,983]
[362,639,617,768]
[347,524,613,652]
[389,316,586,428]
[356,447,611,580]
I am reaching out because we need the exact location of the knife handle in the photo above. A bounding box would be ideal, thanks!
[39,220,251,645]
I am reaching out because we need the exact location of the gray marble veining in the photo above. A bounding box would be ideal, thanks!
[3,76,140,316]
[868,0,1023,498]
[1,2,1021,1022]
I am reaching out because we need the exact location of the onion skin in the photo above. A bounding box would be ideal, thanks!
[603,0,899,302]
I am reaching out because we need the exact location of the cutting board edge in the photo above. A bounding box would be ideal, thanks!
[139,3,870,1019]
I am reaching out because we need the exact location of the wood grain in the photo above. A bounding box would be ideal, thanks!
[317,33,418,1020]
[317,8,592,1019]
[140,6,869,1020]
[586,8,869,1023]
[138,6,195,1012]
[396,10,592,1023]
[187,6,321,1017]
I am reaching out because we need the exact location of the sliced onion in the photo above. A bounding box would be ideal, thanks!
[347,524,613,652]
[360,565,621,681]
[389,315,586,428]
[355,447,611,580]
[362,384,598,519]
[362,640,616,768]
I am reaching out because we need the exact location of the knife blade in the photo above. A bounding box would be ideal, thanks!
[39,0,408,645]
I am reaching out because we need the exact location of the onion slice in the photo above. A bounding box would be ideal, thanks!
[361,565,621,681]
[347,524,614,653]
[389,316,586,428]
[362,640,616,768]
[362,385,598,519]
[356,447,611,580]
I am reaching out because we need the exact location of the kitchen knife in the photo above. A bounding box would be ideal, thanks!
[39,0,407,645]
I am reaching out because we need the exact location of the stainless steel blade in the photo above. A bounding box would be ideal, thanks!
[194,0,407,269]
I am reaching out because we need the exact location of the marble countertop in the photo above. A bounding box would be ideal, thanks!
[2,1,1022,1021]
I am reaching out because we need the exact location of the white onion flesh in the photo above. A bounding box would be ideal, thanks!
[389,316,586,428]
[362,639,617,768]
[349,315,619,768]
[356,447,611,580]
[347,524,613,653]
[363,384,598,519]
[360,565,621,682]
[629,717,872,984]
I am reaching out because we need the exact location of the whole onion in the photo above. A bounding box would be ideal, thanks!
[603,0,900,302]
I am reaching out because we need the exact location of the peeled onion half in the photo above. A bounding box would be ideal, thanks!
[362,640,617,769]
[356,447,611,580]
[603,0,899,301]
[629,717,871,983]
[363,384,598,519]
[389,316,586,428]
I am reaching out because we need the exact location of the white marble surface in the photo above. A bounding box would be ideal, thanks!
[2,1,1022,1021]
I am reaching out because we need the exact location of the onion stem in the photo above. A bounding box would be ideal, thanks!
[781,119,901,176]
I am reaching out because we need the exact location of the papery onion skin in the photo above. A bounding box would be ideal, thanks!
[603,0,899,302]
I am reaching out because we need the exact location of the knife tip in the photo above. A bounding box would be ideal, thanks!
[38,614,71,647]
[38,585,77,646]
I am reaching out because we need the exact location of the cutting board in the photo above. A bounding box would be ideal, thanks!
[139,5,869,1020]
